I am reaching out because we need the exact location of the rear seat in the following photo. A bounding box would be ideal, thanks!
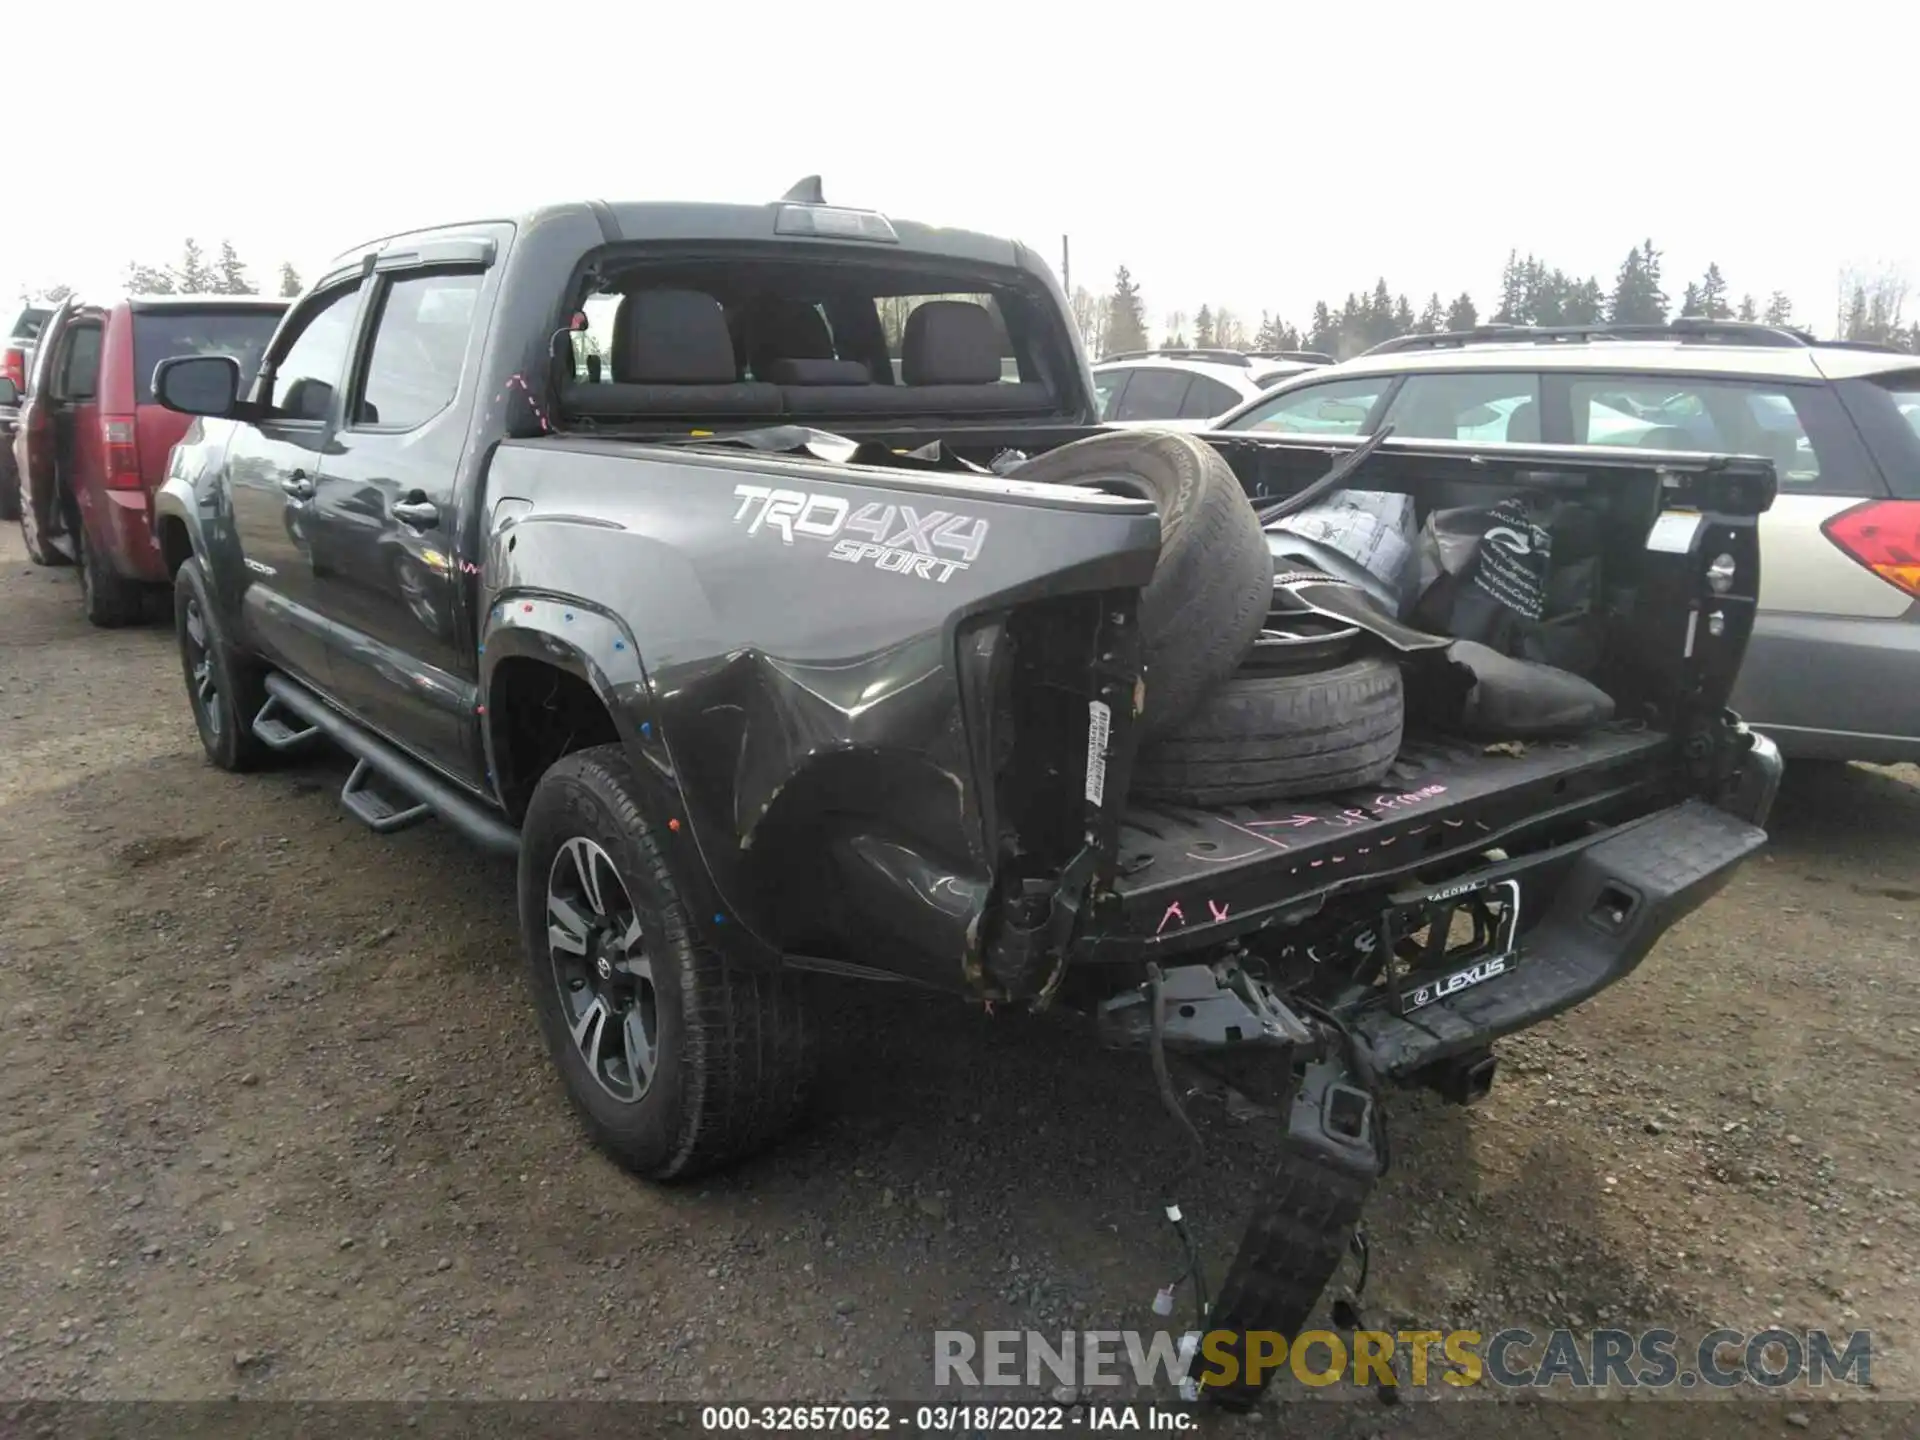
[561,292,1049,421]
[778,300,1051,415]
[561,289,779,418]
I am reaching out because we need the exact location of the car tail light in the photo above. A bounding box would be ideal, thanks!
[1823,499,1920,599]
[102,416,143,489]
[3,346,23,391]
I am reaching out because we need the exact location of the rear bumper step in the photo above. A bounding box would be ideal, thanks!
[1354,799,1765,1077]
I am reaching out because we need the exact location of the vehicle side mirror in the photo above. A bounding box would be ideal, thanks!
[154,355,241,418]
[0,378,19,407]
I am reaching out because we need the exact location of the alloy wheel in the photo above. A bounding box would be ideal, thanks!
[182,596,222,739]
[546,836,659,1103]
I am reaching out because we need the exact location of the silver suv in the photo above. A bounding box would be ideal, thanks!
[1211,320,1920,765]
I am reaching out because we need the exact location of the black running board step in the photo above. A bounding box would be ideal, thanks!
[251,694,322,751]
[261,673,520,858]
[340,758,432,834]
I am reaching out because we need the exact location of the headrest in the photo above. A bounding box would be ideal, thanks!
[761,357,871,386]
[748,299,835,376]
[1502,398,1539,442]
[901,301,1002,386]
[613,290,738,384]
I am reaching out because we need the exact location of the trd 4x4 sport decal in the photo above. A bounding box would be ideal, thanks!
[731,484,989,583]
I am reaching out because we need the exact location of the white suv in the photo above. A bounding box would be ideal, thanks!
[1093,348,1330,427]
[1210,320,1920,765]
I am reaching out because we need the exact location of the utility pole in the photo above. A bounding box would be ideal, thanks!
[1061,235,1070,295]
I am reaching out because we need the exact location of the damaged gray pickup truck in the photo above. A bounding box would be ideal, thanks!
[150,182,1783,1404]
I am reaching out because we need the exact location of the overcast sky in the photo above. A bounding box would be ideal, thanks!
[7,2,1915,339]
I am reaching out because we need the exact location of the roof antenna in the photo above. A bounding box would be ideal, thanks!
[781,175,825,204]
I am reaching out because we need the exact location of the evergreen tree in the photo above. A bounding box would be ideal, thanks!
[1390,294,1416,339]
[178,238,213,294]
[1273,320,1302,351]
[1193,304,1215,348]
[1763,291,1794,326]
[1698,263,1729,320]
[1737,294,1758,323]
[278,262,304,298]
[1417,293,1445,333]
[214,240,251,295]
[1640,239,1668,324]
[1494,250,1526,324]
[1253,311,1281,350]
[1678,282,1703,319]
[1306,301,1339,354]
[1609,240,1669,325]
[1104,266,1150,355]
[1445,292,1478,331]
[1565,277,1606,325]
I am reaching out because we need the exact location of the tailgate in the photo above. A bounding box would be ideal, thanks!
[1075,724,1673,964]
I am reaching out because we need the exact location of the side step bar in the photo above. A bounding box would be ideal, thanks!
[260,673,520,858]
[251,694,321,751]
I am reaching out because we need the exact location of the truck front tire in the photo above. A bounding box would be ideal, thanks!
[173,556,270,772]
[518,744,812,1180]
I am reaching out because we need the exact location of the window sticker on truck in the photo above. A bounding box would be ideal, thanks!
[730,485,989,583]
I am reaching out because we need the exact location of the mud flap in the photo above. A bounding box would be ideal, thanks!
[1200,1055,1380,1410]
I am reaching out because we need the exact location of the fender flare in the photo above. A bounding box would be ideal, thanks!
[480,590,784,969]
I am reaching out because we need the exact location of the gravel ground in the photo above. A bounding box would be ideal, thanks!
[1,523,1915,1435]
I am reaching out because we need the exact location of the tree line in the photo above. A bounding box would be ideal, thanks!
[17,240,304,306]
[1075,240,1920,361]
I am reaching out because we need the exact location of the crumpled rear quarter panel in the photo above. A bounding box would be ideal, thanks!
[480,438,1158,988]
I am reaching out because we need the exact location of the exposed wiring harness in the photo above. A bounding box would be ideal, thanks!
[1146,963,1210,1330]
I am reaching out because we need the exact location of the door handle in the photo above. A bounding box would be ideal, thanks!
[392,499,439,529]
[280,470,313,500]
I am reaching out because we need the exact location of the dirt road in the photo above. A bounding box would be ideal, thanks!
[2,524,1915,1431]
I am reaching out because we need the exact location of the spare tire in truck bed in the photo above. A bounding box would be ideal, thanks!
[1013,429,1270,739]
[1132,655,1404,806]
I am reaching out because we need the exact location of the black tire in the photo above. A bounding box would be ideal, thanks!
[174,555,271,772]
[1013,429,1270,738]
[1202,1151,1370,1409]
[0,445,20,523]
[518,744,813,1180]
[78,518,147,627]
[1133,656,1403,806]
[19,468,67,566]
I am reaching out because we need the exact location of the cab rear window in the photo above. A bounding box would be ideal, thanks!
[132,308,283,404]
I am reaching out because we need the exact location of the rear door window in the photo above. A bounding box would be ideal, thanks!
[133,308,283,405]
[1225,376,1393,434]
[1381,372,1540,441]
[1178,374,1240,421]
[1570,376,1864,493]
[353,270,482,428]
[56,323,103,401]
[1113,368,1192,420]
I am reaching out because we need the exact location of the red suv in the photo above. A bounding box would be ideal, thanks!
[8,295,285,624]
